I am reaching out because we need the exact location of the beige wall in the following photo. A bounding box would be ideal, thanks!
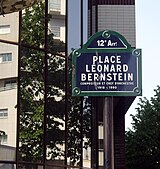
[0,89,17,147]
[0,12,18,148]
[0,13,19,79]
[0,44,18,79]
[0,12,19,42]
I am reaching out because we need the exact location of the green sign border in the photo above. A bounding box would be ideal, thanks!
[72,30,142,96]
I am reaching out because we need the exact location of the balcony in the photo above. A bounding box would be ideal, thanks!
[0,84,17,92]
[49,0,61,15]
[48,0,65,18]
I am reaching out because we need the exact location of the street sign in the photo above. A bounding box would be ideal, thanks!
[72,30,142,96]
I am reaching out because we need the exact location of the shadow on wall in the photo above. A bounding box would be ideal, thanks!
[0,163,14,169]
[0,144,16,161]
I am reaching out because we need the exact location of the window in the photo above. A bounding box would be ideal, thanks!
[0,133,8,144]
[49,0,61,11]
[99,139,103,150]
[4,79,17,88]
[83,148,91,160]
[50,26,60,37]
[0,53,12,63]
[0,25,10,34]
[0,109,8,118]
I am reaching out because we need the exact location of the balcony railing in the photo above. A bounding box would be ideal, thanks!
[49,1,61,12]
[0,84,17,92]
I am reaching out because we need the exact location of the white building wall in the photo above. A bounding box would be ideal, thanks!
[0,13,19,42]
[60,26,65,42]
[49,18,65,42]
[48,0,65,43]
[0,89,17,147]
[0,13,18,148]
[99,125,103,140]
[0,0,66,149]
[48,0,66,15]
[0,45,18,79]
[0,145,16,161]
[0,13,19,79]
[61,0,66,15]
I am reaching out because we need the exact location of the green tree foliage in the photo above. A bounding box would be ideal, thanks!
[125,86,160,169]
[20,1,66,162]
[19,1,91,166]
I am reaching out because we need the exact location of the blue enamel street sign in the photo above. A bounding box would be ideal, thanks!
[72,30,142,96]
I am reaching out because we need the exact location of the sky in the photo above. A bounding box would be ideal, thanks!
[68,0,160,130]
[68,0,88,51]
[125,0,160,130]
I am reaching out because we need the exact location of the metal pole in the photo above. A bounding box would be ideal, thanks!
[103,97,114,169]
[80,0,84,167]
[64,0,69,169]
[65,0,68,168]
[16,11,22,169]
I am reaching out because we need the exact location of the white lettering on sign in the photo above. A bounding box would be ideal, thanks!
[107,40,117,46]
[97,40,118,47]
[80,54,134,83]
[97,40,105,46]
[85,64,128,73]
[92,55,121,64]
[81,73,133,82]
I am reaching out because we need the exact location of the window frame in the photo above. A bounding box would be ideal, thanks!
[0,108,8,119]
[0,25,10,34]
[0,53,12,63]
[0,133,8,144]
[49,0,61,11]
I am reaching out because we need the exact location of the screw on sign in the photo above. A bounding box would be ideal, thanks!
[0,0,42,15]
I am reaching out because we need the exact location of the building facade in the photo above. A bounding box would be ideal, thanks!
[0,0,136,169]
[88,0,136,169]
[0,12,19,147]
[0,0,66,168]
